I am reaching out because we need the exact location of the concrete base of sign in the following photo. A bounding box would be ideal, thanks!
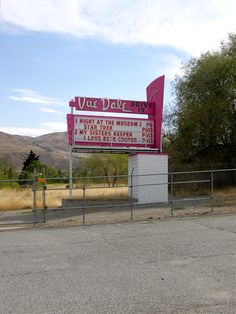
[128,154,168,204]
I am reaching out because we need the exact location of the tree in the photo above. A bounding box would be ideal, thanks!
[22,150,39,171]
[19,150,41,183]
[168,33,236,166]
[0,158,17,187]
[18,150,64,184]
[74,153,128,187]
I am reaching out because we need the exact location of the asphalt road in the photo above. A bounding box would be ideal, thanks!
[0,214,235,313]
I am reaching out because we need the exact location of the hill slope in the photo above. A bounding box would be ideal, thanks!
[0,131,84,172]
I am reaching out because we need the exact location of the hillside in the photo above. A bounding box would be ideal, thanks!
[0,131,85,172]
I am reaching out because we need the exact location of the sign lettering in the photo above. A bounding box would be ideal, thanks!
[70,96,155,115]
[67,115,155,148]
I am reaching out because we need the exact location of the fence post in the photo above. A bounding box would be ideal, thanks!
[32,174,37,225]
[170,173,174,216]
[42,184,47,223]
[130,168,134,221]
[82,178,86,225]
[42,169,47,223]
[211,170,214,212]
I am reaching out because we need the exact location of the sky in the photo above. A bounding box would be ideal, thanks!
[0,0,236,137]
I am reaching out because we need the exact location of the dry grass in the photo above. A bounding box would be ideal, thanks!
[0,186,129,211]
[0,185,236,211]
[212,187,236,206]
[43,186,128,208]
[0,188,33,211]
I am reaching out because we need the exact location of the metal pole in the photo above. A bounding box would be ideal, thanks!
[160,129,163,153]
[82,180,86,225]
[130,168,134,221]
[32,170,37,225]
[211,170,214,212]
[170,173,174,216]
[42,185,47,223]
[69,105,74,197]
[42,168,46,223]
[69,145,73,197]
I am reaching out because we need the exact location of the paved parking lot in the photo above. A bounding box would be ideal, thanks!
[0,214,235,313]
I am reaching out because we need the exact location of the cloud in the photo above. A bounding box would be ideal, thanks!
[154,54,185,80]
[0,126,53,137]
[39,107,64,114]
[8,89,66,107]
[1,0,236,55]
[0,122,67,136]
[40,122,67,131]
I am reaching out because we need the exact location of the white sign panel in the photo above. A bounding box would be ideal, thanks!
[70,115,155,147]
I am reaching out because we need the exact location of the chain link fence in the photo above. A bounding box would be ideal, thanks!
[0,168,235,226]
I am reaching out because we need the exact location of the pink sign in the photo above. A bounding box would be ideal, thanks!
[67,75,165,152]
[67,114,155,148]
[146,75,165,150]
[70,97,155,115]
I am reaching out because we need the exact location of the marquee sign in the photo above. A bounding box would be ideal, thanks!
[67,75,165,152]
[70,97,155,115]
[67,115,154,147]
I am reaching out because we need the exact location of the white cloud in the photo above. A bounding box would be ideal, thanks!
[154,54,185,80]
[40,122,67,131]
[8,89,66,107]
[39,107,64,114]
[1,0,236,56]
[0,122,67,136]
[0,126,52,137]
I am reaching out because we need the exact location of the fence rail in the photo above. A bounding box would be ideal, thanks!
[0,168,235,225]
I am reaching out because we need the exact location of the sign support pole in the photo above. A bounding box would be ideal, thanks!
[69,146,73,197]
[69,105,74,197]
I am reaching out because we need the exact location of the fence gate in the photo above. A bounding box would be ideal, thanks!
[0,178,47,226]
[31,179,47,224]
[0,179,35,226]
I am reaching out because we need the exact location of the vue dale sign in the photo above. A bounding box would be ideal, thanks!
[67,75,165,152]
[70,97,155,115]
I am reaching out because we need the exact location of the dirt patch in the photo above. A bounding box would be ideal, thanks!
[42,205,236,228]
[1,196,236,227]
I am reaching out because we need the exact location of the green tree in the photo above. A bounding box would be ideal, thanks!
[74,154,128,187]
[19,151,41,183]
[22,150,39,171]
[169,33,236,165]
[0,158,17,179]
[0,157,17,187]
[18,150,63,183]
